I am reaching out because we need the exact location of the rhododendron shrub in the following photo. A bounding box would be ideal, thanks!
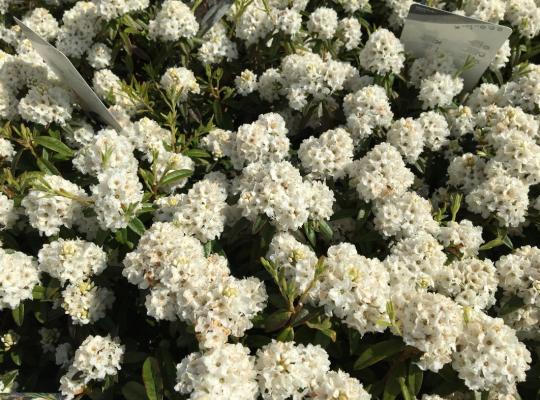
[1,0,540,399]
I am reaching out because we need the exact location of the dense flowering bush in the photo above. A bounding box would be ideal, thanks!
[1,0,540,399]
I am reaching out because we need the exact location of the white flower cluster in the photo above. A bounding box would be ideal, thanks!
[38,239,107,284]
[175,343,258,400]
[298,127,354,180]
[56,1,101,58]
[176,341,370,400]
[0,193,17,230]
[316,243,390,335]
[258,51,357,111]
[343,85,394,142]
[38,239,111,324]
[148,0,199,41]
[267,232,318,295]
[359,28,405,76]
[384,232,446,292]
[0,248,40,309]
[22,174,88,236]
[60,335,124,399]
[234,161,334,231]
[436,258,498,310]
[123,222,267,348]
[155,172,229,242]
[452,311,531,394]
[496,246,540,338]
[160,67,200,101]
[394,291,464,372]
[437,220,483,258]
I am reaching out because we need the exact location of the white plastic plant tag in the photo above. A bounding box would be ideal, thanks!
[14,17,123,132]
[400,3,512,91]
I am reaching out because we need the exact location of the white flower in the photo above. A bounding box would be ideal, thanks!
[393,291,464,372]
[38,239,107,285]
[437,220,483,258]
[373,192,439,239]
[496,246,540,307]
[235,69,258,96]
[359,28,405,75]
[465,169,529,228]
[387,118,425,163]
[91,169,143,231]
[22,8,59,40]
[436,258,498,310]
[307,7,338,40]
[419,73,464,109]
[94,0,149,20]
[198,23,238,64]
[18,84,73,126]
[176,343,258,399]
[316,243,390,335]
[452,311,531,393]
[0,248,40,310]
[0,193,17,230]
[299,128,354,180]
[349,142,414,201]
[384,232,446,292]
[62,281,114,325]
[256,341,331,400]
[148,0,199,41]
[22,175,88,236]
[267,232,318,295]
[86,43,112,69]
[343,85,394,142]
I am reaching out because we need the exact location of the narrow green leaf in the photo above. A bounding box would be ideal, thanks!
[128,217,146,236]
[10,350,21,366]
[122,381,148,400]
[317,220,333,241]
[34,136,75,157]
[264,310,292,332]
[276,327,294,342]
[159,169,193,186]
[383,362,406,400]
[183,148,211,159]
[407,362,423,396]
[12,303,24,327]
[37,157,60,175]
[142,357,164,400]
[354,339,405,370]
[32,285,46,300]
[306,318,337,342]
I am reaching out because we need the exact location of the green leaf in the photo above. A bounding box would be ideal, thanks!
[128,217,146,236]
[143,357,164,400]
[32,285,46,300]
[407,363,423,396]
[0,370,18,388]
[306,318,337,342]
[122,381,148,400]
[498,295,524,316]
[10,350,21,366]
[354,338,405,370]
[183,148,211,158]
[36,157,60,175]
[159,169,193,186]
[34,136,75,157]
[383,362,407,400]
[317,220,333,241]
[277,327,294,342]
[264,310,292,332]
[12,303,24,327]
